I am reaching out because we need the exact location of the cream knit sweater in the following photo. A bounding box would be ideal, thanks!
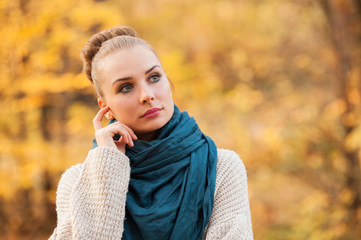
[49,146,253,240]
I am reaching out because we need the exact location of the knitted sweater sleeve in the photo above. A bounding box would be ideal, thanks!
[49,146,130,240]
[203,149,253,240]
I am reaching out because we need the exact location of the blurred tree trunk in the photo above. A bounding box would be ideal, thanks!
[319,0,361,238]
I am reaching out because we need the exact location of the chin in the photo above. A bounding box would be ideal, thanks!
[145,119,168,132]
[135,117,169,136]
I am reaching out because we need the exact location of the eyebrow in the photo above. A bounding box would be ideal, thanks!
[145,65,160,75]
[112,65,161,86]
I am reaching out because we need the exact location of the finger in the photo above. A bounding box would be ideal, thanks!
[115,132,132,147]
[110,124,131,145]
[121,125,137,146]
[125,131,133,146]
[126,132,134,147]
[93,106,110,130]
[122,124,138,140]
[111,122,136,143]
[117,129,133,147]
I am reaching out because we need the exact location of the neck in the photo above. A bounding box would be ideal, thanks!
[136,129,160,142]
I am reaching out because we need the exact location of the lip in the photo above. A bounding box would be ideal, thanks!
[141,108,162,118]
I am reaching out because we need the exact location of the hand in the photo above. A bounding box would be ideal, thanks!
[93,106,138,154]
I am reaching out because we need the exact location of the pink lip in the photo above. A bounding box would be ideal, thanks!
[141,108,162,118]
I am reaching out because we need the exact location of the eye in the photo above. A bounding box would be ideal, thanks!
[149,73,161,83]
[119,84,133,93]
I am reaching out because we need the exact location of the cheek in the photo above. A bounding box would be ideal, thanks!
[110,98,135,122]
[159,81,173,101]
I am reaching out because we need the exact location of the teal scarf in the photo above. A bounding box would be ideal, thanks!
[91,105,217,239]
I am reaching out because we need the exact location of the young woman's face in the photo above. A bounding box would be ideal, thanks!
[97,45,174,141]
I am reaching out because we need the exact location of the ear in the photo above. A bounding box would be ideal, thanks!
[97,97,106,108]
[98,97,114,120]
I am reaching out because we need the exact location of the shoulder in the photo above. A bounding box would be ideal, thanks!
[215,149,247,193]
[204,149,252,238]
[217,148,246,175]
[216,148,244,167]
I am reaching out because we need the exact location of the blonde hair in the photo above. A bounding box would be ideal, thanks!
[80,26,155,97]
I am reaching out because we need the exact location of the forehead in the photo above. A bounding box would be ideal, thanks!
[98,46,161,79]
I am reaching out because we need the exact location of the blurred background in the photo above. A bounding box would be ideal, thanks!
[0,0,360,239]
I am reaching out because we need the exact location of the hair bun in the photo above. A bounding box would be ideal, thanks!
[90,26,137,48]
[81,26,137,82]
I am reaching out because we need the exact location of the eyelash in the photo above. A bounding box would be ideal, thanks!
[119,84,132,93]
[118,73,161,94]
[149,73,161,83]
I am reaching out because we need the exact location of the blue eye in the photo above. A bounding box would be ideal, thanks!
[119,84,132,93]
[149,74,161,83]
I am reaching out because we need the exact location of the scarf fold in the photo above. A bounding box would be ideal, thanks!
[91,105,217,240]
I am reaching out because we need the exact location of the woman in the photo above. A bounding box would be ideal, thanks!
[50,26,253,240]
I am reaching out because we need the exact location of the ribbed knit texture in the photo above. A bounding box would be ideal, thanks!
[49,147,253,240]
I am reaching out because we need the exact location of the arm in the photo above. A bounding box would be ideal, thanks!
[50,106,136,239]
[49,146,130,240]
[203,149,253,240]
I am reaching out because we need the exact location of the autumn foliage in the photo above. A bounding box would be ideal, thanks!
[0,0,360,239]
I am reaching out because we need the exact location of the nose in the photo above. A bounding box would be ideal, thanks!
[139,84,154,103]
